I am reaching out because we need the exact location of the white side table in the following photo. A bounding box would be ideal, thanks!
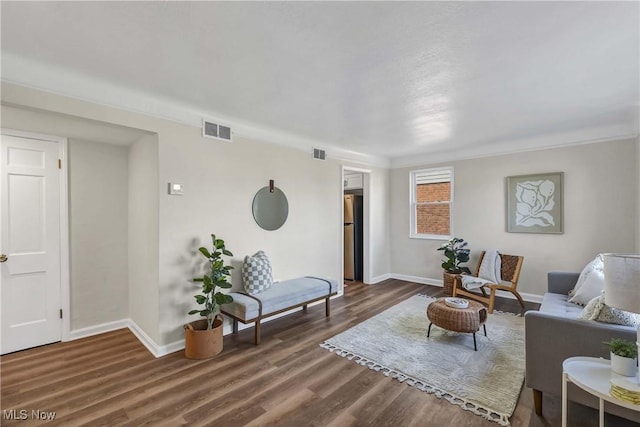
[562,356,640,427]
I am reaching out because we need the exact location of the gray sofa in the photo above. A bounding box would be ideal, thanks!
[525,272,639,422]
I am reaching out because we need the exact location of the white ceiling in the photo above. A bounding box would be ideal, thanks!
[1,1,638,167]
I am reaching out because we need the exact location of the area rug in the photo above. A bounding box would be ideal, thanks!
[320,294,525,426]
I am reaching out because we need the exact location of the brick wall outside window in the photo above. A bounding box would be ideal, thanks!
[417,182,451,203]
[416,182,450,235]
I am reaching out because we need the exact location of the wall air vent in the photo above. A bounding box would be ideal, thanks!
[202,119,233,142]
[313,148,326,160]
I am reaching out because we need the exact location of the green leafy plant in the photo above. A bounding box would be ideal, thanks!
[605,338,638,358]
[437,237,471,274]
[189,234,234,329]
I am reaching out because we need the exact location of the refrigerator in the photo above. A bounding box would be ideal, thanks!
[344,194,363,281]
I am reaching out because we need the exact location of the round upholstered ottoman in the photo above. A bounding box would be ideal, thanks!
[426,297,487,351]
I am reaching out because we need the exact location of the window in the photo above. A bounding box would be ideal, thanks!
[410,167,453,239]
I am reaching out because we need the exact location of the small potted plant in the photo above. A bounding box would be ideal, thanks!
[437,237,471,296]
[184,234,234,360]
[605,338,638,377]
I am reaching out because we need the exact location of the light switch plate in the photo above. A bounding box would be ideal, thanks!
[168,182,184,195]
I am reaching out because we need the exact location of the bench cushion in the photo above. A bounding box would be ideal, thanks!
[223,277,338,321]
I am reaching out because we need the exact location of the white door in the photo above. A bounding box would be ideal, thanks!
[1,134,62,354]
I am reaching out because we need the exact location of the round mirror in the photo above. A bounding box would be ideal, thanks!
[252,186,289,231]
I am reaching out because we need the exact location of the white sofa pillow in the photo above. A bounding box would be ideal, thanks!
[579,293,640,327]
[568,269,604,306]
[579,294,605,320]
[569,255,604,297]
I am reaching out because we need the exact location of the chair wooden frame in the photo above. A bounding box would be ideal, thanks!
[452,251,524,314]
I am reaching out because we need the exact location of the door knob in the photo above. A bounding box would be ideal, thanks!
[0,254,7,263]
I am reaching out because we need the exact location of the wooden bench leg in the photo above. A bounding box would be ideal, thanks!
[533,389,543,416]
[232,319,238,334]
[325,297,331,317]
[254,320,261,345]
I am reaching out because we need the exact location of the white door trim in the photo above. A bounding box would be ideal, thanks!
[341,166,372,286]
[1,128,70,342]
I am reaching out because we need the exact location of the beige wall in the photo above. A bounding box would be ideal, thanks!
[1,105,131,330]
[68,139,129,329]
[128,134,160,342]
[156,131,344,344]
[1,83,365,347]
[5,82,635,348]
[369,166,391,279]
[390,138,638,297]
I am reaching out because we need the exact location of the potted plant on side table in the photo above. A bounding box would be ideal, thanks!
[605,338,638,377]
[437,237,471,297]
[185,234,234,360]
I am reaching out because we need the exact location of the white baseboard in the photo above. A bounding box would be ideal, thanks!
[391,274,442,287]
[389,273,543,304]
[368,273,392,284]
[66,281,542,359]
[133,297,342,358]
[126,319,163,357]
[68,319,129,341]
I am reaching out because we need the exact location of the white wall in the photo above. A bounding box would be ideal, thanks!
[1,83,355,348]
[156,131,344,344]
[128,134,160,342]
[637,136,640,251]
[68,139,129,329]
[1,105,131,330]
[6,82,635,349]
[341,164,391,283]
[390,138,638,297]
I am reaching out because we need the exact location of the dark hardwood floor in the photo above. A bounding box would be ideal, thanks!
[1,280,637,426]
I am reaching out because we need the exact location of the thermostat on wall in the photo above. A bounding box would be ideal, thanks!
[168,183,184,195]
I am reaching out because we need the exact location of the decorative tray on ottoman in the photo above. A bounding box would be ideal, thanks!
[444,297,469,309]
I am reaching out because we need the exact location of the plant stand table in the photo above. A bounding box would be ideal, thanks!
[562,356,640,427]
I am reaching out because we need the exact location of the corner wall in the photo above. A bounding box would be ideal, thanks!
[1,105,131,330]
[128,134,160,342]
[0,83,353,349]
[68,139,129,329]
[390,138,638,297]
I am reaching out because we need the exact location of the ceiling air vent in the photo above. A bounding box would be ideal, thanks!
[202,119,233,142]
[313,148,326,160]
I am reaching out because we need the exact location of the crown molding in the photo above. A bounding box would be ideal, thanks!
[390,127,639,169]
[3,52,636,171]
[1,53,390,168]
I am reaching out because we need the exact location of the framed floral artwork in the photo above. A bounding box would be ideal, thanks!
[506,172,563,234]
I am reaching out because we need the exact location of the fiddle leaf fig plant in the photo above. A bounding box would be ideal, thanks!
[437,237,471,274]
[189,234,234,329]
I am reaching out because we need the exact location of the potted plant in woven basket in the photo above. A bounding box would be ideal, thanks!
[437,237,471,296]
[185,234,234,360]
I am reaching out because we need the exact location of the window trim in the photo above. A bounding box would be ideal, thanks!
[409,166,453,240]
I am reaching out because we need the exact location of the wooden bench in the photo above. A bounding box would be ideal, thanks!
[221,276,338,344]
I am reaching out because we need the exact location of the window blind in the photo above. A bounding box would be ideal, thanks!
[414,169,451,185]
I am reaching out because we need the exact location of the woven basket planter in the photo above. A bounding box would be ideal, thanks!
[442,271,461,297]
[184,315,224,360]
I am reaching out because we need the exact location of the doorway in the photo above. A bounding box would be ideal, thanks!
[342,167,371,286]
[1,130,69,354]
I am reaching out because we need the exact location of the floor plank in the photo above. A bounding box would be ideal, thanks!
[1,280,637,426]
